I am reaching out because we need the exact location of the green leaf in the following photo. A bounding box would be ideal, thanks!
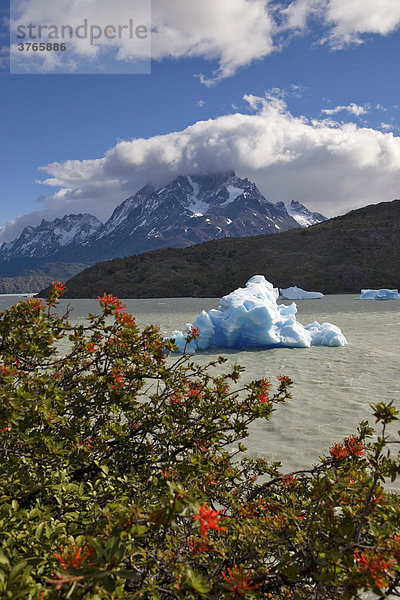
[35,522,45,540]
[8,561,28,582]
[185,568,212,594]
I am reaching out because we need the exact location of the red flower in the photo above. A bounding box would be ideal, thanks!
[277,375,292,385]
[97,293,126,313]
[329,442,348,460]
[222,565,257,595]
[117,312,136,326]
[258,377,271,403]
[26,298,44,311]
[193,504,226,537]
[186,326,199,338]
[75,438,94,450]
[187,382,202,399]
[282,474,298,486]
[53,543,94,570]
[169,393,184,405]
[345,435,365,456]
[52,281,66,293]
[330,435,365,460]
[160,467,177,478]
[110,367,124,392]
[187,536,212,554]
[354,549,394,588]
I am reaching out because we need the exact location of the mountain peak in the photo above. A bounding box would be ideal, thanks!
[85,171,304,262]
[0,213,103,262]
[286,200,327,227]
[187,170,236,188]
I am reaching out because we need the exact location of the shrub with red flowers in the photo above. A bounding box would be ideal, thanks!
[330,435,365,460]
[1,283,400,599]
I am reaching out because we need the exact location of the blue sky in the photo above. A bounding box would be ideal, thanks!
[1,0,400,242]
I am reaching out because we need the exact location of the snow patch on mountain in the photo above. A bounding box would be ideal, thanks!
[186,177,209,216]
[285,200,327,227]
[220,185,245,206]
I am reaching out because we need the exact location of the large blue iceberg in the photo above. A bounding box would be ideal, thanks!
[358,289,400,300]
[280,286,323,300]
[171,276,347,352]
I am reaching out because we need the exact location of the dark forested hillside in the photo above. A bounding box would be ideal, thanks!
[39,200,400,298]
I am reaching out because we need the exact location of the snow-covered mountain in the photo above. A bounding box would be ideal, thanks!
[0,172,327,279]
[87,172,302,260]
[283,200,327,227]
[0,214,102,261]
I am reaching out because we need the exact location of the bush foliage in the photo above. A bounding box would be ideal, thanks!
[1,283,400,599]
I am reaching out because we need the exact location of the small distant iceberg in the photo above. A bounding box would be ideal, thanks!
[171,276,347,353]
[358,289,400,300]
[280,286,324,300]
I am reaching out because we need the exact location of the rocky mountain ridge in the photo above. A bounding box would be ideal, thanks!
[0,214,102,262]
[0,171,326,292]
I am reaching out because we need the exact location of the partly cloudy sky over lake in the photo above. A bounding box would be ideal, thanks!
[1,0,400,242]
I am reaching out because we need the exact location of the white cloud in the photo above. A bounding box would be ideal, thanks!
[290,84,307,98]
[10,0,276,80]
[2,94,400,242]
[10,0,151,73]
[283,0,400,47]
[326,0,400,46]
[379,122,400,134]
[282,0,324,31]
[9,0,400,78]
[152,0,276,84]
[321,103,368,117]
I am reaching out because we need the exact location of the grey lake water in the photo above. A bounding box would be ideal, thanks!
[1,293,399,473]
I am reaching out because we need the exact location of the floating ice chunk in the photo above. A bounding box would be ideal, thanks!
[192,310,215,350]
[280,286,324,300]
[170,276,347,352]
[305,321,347,347]
[358,289,400,300]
